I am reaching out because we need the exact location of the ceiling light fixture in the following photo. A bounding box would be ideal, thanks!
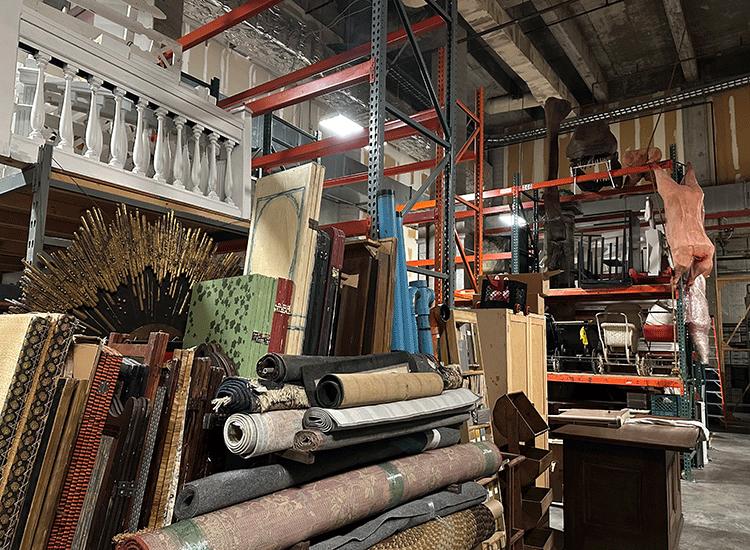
[319,114,363,136]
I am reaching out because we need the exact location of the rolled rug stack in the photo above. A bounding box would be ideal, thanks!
[314,371,444,409]
[369,502,499,550]
[117,442,502,550]
[223,410,305,458]
[309,481,488,550]
[212,377,309,414]
[175,428,461,520]
[302,388,480,432]
[293,413,466,452]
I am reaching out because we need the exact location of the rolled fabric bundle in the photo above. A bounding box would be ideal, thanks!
[174,428,459,520]
[223,410,304,458]
[117,442,503,550]
[315,371,444,409]
[213,377,309,414]
[294,416,465,452]
[369,503,498,550]
[437,364,463,390]
[474,407,492,425]
[303,388,479,433]
[256,352,439,386]
[310,482,488,550]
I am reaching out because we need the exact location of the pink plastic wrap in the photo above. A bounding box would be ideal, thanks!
[684,274,711,364]
[654,162,715,286]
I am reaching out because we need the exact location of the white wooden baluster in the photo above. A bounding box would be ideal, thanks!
[84,77,103,160]
[207,132,220,200]
[200,148,209,191]
[108,87,127,168]
[56,64,78,152]
[165,136,173,183]
[223,139,236,206]
[132,99,148,174]
[29,52,51,141]
[172,116,186,189]
[191,124,204,194]
[152,106,167,182]
[182,142,192,190]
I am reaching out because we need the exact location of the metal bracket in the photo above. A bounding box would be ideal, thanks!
[407,265,449,279]
[25,144,53,267]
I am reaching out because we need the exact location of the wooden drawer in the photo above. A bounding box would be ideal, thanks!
[521,486,553,531]
[524,527,554,550]
[520,446,553,487]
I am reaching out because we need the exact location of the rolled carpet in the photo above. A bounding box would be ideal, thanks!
[294,415,465,452]
[174,428,459,520]
[315,372,444,409]
[117,442,502,550]
[303,388,479,433]
[437,364,463,390]
[309,482,488,550]
[223,409,304,458]
[369,503,498,550]
[256,352,439,386]
[213,377,309,414]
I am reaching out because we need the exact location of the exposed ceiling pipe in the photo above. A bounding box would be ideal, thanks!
[487,72,750,147]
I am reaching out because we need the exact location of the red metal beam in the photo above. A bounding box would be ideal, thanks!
[324,159,437,188]
[547,284,672,303]
[254,109,438,171]
[454,229,478,293]
[248,60,372,117]
[218,15,445,109]
[178,0,283,52]
[319,218,372,237]
[324,149,474,190]
[407,252,510,267]
[547,372,684,391]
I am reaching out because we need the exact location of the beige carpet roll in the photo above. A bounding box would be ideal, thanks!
[315,372,444,409]
[369,503,498,550]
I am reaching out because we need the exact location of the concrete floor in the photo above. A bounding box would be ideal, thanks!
[549,430,750,549]
[681,431,750,549]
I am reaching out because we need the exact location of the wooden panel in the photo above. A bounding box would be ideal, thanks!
[245,162,325,354]
[563,438,677,550]
[713,87,750,184]
[619,117,636,155]
[639,114,655,150]
[509,316,529,395]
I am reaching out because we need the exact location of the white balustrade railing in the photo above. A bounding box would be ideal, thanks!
[0,0,251,219]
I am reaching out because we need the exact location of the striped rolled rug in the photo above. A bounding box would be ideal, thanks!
[117,442,502,550]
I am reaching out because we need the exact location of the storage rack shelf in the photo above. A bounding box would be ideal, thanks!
[547,284,673,303]
[547,372,684,392]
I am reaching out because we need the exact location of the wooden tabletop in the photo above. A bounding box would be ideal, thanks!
[552,422,700,452]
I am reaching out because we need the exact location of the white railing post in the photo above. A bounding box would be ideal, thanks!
[153,106,167,182]
[191,123,204,194]
[173,115,186,189]
[56,63,78,152]
[84,76,104,160]
[132,99,148,174]
[223,139,236,206]
[182,141,192,190]
[108,87,126,168]
[29,52,51,141]
[207,132,220,200]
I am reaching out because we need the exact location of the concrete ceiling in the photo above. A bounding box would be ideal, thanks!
[182,0,750,135]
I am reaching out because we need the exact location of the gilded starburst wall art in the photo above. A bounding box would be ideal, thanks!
[11,205,242,337]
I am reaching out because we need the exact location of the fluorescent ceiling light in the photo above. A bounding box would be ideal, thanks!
[498,214,527,227]
[319,114,363,136]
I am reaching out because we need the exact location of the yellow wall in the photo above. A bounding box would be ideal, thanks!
[713,87,750,184]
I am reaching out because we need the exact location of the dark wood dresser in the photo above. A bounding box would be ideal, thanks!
[554,423,700,550]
